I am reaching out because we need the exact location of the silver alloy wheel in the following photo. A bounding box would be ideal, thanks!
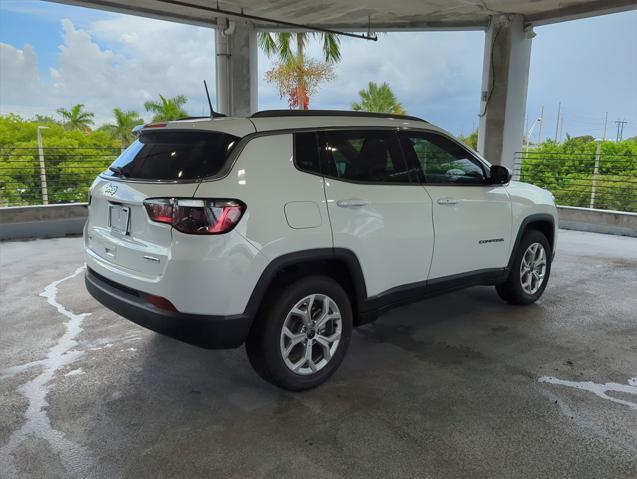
[520,242,547,295]
[279,294,342,375]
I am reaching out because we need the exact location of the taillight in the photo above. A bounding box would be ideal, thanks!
[143,198,245,234]
[144,198,173,224]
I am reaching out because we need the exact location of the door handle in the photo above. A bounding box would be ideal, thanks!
[336,198,369,208]
[437,197,459,205]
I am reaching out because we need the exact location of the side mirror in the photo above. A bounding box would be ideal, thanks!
[489,165,512,184]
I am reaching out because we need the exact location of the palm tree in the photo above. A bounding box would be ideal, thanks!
[56,103,95,131]
[143,94,188,121]
[259,32,341,64]
[259,32,341,109]
[351,82,406,115]
[105,108,143,149]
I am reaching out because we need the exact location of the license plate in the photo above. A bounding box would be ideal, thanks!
[109,205,130,234]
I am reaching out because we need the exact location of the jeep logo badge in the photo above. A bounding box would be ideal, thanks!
[104,183,118,196]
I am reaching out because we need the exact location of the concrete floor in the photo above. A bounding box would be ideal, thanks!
[0,230,636,478]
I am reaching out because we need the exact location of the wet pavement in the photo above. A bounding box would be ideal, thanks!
[1,229,636,478]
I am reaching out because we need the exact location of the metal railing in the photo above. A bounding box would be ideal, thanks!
[513,150,637,213]
[1,146,635,213]
[0,147,118,207]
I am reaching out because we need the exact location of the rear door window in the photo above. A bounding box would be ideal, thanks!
[319,130,411,183]
[104,131,239,180]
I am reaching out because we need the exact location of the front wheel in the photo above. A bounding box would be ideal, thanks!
[246,276,353,391]
[496,230,552,305]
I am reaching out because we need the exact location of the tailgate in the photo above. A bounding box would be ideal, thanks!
[86,178,198,277]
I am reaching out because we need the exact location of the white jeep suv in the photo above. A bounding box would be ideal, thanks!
[85,110,557,390]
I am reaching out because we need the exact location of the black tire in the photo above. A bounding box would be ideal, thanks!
[246,276,353,391]
[496,229,552,305]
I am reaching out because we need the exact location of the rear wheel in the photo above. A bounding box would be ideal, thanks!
[246,276,353,391]
[496,230,551,305]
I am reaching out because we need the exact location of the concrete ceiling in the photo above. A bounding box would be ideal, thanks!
[49,0,637,30]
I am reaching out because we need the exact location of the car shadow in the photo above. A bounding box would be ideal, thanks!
[81,284,552,475]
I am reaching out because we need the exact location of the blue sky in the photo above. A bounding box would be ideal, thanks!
[1,0,636,139]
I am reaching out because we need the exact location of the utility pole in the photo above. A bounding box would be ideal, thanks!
[525,118,541,151]
[615,119,628,141]
[554,101,561,142]
[37,126,49,205]
[602,112,608,140]
[536,106,544,145]
[589,139,602,209]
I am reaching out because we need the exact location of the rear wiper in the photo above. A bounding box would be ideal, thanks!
[109,166,125,177]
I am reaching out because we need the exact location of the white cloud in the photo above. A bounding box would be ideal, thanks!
[257,31,484,132]
[0,14,483,132]
[0,43,43,112]
[2,7,636,138]
[1,16,216,124]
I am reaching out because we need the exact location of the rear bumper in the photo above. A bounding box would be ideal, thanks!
[85,268,252,349]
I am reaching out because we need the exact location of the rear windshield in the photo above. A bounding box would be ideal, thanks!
[104,131,239,180]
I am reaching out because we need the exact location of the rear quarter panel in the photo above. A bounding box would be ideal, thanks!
[194,133,334,311]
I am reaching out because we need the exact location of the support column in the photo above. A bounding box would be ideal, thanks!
[215,18,231,115]
[477,15,533,170]
[215,18,257,117]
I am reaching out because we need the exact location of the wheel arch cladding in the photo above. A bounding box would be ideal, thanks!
[525,219,555,252]
[508,213,556,270]
[243,248,368,328]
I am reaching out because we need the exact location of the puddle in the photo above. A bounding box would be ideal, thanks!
[88,343,113,351]
[539,375,637,410]
[0,359,47,380]
[0,266,95,477]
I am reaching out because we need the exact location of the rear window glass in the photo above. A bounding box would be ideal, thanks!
[104,131,239,180]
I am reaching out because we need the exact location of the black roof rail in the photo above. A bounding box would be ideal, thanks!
[250,109,427,123]
[176,114,226,121]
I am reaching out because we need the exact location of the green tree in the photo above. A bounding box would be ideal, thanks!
[572,135,595,144]
[519,137,637,212]
[259,32,340,109]
[143,94,188,121]
[459,130,478,150]
[33,114,59,125]
[0,114,119,206]
[351,81,406,115]
[56,104,95,131]
[102,108,143,149]
[259,32,341,64]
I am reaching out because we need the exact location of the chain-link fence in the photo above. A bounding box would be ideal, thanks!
[0,147,119,207]
[513,150,637,213]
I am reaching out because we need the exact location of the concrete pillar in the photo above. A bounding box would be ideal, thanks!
[215,19,257,117]
[215,18,231,115]
[477,15,533,170]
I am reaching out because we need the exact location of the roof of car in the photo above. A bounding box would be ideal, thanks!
[141,110,436,136]
[250,109,427,123]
